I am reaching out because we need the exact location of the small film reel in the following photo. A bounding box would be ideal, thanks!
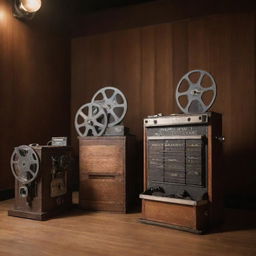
[10,145,40,184]
[75,102,108,136]
[175,70,217,114]
[91,87,127,127]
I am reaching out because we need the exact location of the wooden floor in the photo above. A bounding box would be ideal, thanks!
[1,197,256,256]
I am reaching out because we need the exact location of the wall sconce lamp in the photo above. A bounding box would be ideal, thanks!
[13,0,42,20]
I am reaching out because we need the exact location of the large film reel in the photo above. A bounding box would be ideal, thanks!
[75,102,107,136]
[10,145,40,184]
[175,70,216,114]
[91,87,127,127]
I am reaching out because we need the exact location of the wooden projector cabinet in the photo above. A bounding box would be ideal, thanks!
[140,112,223,233]
[79,136,137,212]
[8,146,72,220]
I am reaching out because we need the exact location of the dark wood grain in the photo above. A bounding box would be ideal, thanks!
[154,23,172,116]
[1,196,256,256]
[141,26,156,117]
[142,200,209,232]
[8,147,72,220]
[79,136,139,212]
[71,0,256,37]
[71,12,256,199]
[0,0,70,191]
[141,112,223,232]
[112,29,142,137]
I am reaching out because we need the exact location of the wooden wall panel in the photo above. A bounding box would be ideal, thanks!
[172,21,188,113]
[71,33,114,155]
[112,29,141,137]
[71,0,256,37]
[141,26,156,118]
[187,13,256,196]
[71,12,256,197]
[0,0,70,191]
[154,24,173,115]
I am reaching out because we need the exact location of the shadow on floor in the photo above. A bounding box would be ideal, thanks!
[210,208,256,233]
[53,203,141,220]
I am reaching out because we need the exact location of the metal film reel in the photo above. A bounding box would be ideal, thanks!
[175,70,217,114]
[10,145,40,184]
[75,102,107,136]
[91,87,127,127]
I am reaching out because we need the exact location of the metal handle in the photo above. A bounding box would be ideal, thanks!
[88,174,117,179]
[215,136,225,142]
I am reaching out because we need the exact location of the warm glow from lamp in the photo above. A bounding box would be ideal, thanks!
[20,0,41,13]
[0,10,5,21]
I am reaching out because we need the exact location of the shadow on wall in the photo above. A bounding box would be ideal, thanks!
[213,145,256,233]
[0,189,14,201]
[211,208,256,233]
[223,145,256,208]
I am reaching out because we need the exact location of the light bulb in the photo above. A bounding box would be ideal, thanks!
[20,0,41,13]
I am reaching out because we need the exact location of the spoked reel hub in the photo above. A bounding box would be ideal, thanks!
[175,70,217,114]
[75,102,108,136]
[91,87,127,127]
[10,145,40,185]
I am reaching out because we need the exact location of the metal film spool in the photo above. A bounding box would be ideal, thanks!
[175,70,217,114]
[91,87,127,127]
[75,102,107,136]
[10,145,40,184]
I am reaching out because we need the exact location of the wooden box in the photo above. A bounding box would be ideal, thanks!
[8,146,72,220]
[79,136,138,212]
[140,112,223,233]
[140,196,209,234]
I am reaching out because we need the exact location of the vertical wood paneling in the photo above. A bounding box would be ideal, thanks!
[0,1,14,189]
[223,14,255,195]
[112,29,141,137]
[71,12,256,197]
[141,26,156,117]
[172,21,188,113]
[71,33,113,154]
[188,13,256,195]
[188,18,210,72]
[154,24,173,115]
[0,0,70,190]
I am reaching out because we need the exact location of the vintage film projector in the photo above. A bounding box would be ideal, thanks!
[8,142,72,220]
[75,86,128,137]
[140,70,224,233]
[75,87,138,212]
